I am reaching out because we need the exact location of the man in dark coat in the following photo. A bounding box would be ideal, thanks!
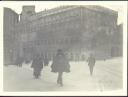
[87,54,96,76]
[31,54,43,79]
[51,49,70,86]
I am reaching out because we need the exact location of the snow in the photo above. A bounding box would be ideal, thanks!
[3,57,123,92]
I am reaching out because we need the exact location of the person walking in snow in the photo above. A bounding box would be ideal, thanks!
[51,49,70,86]
[31,54,44,79]
[87,54,96,76]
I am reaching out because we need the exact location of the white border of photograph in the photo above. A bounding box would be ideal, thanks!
[0,1,127,96]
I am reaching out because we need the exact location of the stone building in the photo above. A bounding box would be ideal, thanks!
[4,5,122,65]
[111,23,123,57]
[4,7,19,65]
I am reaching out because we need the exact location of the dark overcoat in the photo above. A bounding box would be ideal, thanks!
[87,56,96,67]
[15,56,24,65]
[31,57,43,69]
[51,54,70,73]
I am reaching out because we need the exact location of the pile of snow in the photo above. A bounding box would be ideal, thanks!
[3,57,123,91]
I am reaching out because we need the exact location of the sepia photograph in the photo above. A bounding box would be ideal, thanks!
[0,1,127,96]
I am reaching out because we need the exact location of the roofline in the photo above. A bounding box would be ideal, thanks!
[36,5,117,16]
[4,7,18,15]
[27,5,118,21]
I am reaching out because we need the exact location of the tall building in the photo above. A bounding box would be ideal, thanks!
[4,7,19,65]
[4,5,122,65]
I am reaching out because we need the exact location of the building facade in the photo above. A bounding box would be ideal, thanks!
[4,5,122,65]
[4,7,19,65]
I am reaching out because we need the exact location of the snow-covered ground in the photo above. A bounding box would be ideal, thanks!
[3,57,123,92]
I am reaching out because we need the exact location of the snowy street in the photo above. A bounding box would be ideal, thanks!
[4,57,122,91]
